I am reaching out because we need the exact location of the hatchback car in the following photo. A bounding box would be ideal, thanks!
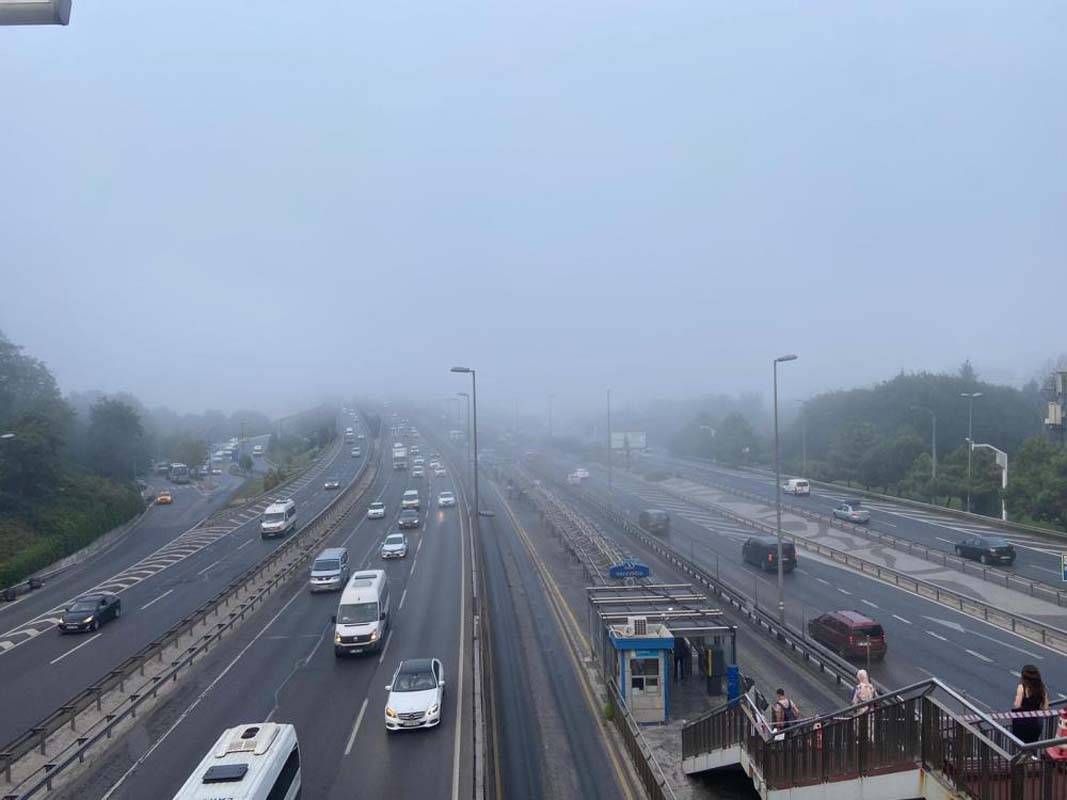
[411,466,425,478]
[351,447,362,458]
[832,501,871,524]
[156,490,173,505]
[380,533,409,559]
[434,466,447,477]
[367,501,386,519]
[438,491,456,508]
[398,509,421,529]
[385,658,445,731]
[807,610,887,661]
[955,535,1016,566]
[60,593,121,633]
[324,478,341,490]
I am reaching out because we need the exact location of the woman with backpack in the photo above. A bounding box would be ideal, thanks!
[1011,664,1049,744]
[772,688,800,730]
[851,669,877,706]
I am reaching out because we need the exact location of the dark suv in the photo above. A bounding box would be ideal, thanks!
[742,536,797,572]
[808,610,886,661]
[954,535,1016,566]
[398,509,421,529]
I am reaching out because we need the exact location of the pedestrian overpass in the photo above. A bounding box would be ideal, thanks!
[681,679,1067,800]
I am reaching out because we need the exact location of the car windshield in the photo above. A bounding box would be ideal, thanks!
[264,512,285,524]
[440,493,453,499]
[314,559,340,571]
[985,538,1010,547]
[337,602,378,625]
[70,601,99,613]
[393,670,437,692]
[370,502,383,509]
[385,535,404,545]
[856,625,884,637]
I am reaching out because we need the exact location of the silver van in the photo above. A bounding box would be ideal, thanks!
[310,547,350,592]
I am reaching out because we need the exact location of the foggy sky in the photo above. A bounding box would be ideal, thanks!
[2,1,1064,419]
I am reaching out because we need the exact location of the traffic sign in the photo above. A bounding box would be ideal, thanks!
[609,559,651,579]
[1061,553,1067,582]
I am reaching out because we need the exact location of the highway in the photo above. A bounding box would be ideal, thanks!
[534,453,1067,714]
[68,427,474,800]
[651,453,1067,586]
[0,421,367,744]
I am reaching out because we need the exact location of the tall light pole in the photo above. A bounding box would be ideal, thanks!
[961,392,983,512]
[971,442,1008,521]
[606,388,613,496]
[910,405,937,479]
[458,392,471,494]
[452,367,479,528]
[774,354,798,625]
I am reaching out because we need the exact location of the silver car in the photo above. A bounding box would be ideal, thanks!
[310,547,350,591]
[832,501,871,524]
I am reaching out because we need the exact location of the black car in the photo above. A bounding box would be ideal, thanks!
[954,535,1016,566]
[398,509,421,529]
[742,536,797,572]
[60,593,121,633]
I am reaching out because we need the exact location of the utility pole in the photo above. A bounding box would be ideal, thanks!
[607,388,613,496]
[961,392,983,512]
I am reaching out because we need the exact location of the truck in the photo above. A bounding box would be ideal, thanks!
[392,444,408,470]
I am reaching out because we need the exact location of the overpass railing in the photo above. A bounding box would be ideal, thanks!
[682,679,1067,799]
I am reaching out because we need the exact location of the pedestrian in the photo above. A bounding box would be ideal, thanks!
[772,688,800,730]
[851,670,877,707]
[674,637,687,681]
[1011,664,1050,744]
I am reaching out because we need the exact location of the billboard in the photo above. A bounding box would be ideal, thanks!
[611,432,646,451]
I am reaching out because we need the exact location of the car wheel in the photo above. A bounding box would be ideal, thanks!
[980,554,989,565]
[114,604,122,619]
[954,546,962,556]
[91,620,99,632]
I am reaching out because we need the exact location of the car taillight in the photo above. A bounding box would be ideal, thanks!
[767,554,773,563]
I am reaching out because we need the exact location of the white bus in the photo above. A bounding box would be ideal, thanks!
[172,722,300,800]
[261,499,297,538]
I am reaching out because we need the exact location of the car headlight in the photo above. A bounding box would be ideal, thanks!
[386,707,397,718]
[334,633,342,643]
[369,629,380,642]
[427,704,439,715]
[83,616,93,624]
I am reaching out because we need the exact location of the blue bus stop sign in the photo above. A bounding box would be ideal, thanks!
[727,665,741,705]
[609,559,651,579]
[1061,553,1067,582]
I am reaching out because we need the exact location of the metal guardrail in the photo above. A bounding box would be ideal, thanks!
[0,427,381,799]
[646,476,1067,655]
[682,677,1067,800]
[606,679,677,800]
[673,467,1067,608]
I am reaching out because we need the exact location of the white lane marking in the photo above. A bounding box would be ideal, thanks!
[139,589,174,611]
[965,649,993,663]
[892,614,912,624]
[399,587,408,611]
[795,568,808,575]
[377,630,393,665]
[837,588,852,596]
[50,632,103,665]
[100,585,306,799]
[935,537,958,546]
[344,697,370,757]
[926,631,948,642]
[1009,670,1021,678]
[816,577,830,585]
[410,558,417,577]
[861,600,879,609]
[196,558,223,576]
[236,539,254,551]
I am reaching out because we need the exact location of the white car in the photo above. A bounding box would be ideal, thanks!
[413,457,425,467]
[411,466,424,478]
[367,501,386,519]
[385,658,445,731]
[573,467,590,479]
[351,447,362,457]
[401,490,420,510]
[429,460,441,470]
[437,491,456,508]
[380,532,408,559]
[433,466,446,477]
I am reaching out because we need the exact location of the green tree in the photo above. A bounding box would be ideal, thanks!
[172,437,209,471]
[828,422,881,486]
[87,398,147,481]
[0,413,64,501]
[1005,438,1067,528]
[239,453,253,472]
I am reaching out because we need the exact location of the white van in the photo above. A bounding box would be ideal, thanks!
[782,478,811,496]
[172,722,300,800]
[261,499,297,538]
[333,570,390,656]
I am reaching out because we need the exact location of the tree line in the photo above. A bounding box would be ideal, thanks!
[670,363,1067,526]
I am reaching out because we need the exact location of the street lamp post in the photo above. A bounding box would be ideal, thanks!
[458,392,471,495]
[774,354,798,625]
[961,392,983,512]
[910,405,937,480]
[452,368,479,529]
[970,442,1008,521]
[606,388,612,496]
